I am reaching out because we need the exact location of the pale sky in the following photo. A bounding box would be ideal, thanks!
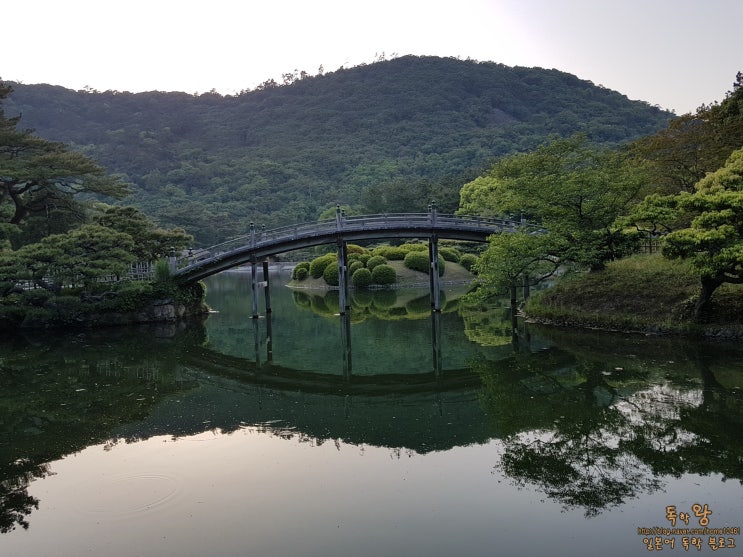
[4,0,741,114]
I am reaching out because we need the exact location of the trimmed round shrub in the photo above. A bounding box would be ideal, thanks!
[371,264,396,285]
[439,247,461,263]
[323,261,339,286]
[351,267,373,288]
[372,245,407,260]
[294,266,309,281]
[309,254,335,278]
[349,261,364,275]
[366,255,387,271]
[403,251,430,273]
[347,244,368,255]
[400,242,428,252]
[460,253,479,272]
[357,253,372,265]
[292,261,310,279]
[403,251,445,276]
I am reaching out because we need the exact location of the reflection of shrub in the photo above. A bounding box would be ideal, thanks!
[352,288,374,307]
[323,290,340,311]
[371,264,396,285]
[292,291,312,308]
[460,253,479,272]
[352,267,373,287]
[371,289,397,308]
[309,254,335,278]
[406,295,432,315]
[310,294,332,315]
[323,262,339,286]
[440,247,461,263]
[292,261,310,279]
[366,255,387,271]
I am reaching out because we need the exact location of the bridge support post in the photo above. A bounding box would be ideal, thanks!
[341,312,352,379]
[431,310,442,375]
[429,234,441,312]
[250,259,259,319]
[337,240,350,315]
[262,260,272,314]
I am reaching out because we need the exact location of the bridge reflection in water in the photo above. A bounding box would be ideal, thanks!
[236,270,525,382]
[247,305,448,378]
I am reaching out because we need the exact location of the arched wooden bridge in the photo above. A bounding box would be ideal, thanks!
[172,206,540,315]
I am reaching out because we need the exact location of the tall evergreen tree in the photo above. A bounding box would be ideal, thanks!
[0,81,129,248]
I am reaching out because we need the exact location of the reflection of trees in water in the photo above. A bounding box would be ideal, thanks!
[0,328,202,534]
[0,460,49,533]
[478,337,743,517]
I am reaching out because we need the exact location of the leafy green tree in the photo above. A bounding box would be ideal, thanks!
[459,135,646,271]
[0,82,129,247]
[653,147,743,319]
[630,73,743,195]
[93,205,192,260]
[474,230,560,300]
[0,224,135,292]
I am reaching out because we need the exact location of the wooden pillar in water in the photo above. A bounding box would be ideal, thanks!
[431,310,442,375]
[252,316,261,367]
[429,234,441,312]
[250,259,259,319]
[262,260,272,314]
[337,239,350,315]
[341,312,352,379]
[249,222,260,319]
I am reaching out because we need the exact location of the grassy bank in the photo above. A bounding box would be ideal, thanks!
[524,254,743,338]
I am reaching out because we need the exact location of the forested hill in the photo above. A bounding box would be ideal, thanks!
[5,55,673,245]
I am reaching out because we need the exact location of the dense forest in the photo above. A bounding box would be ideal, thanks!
[4,55,672,245]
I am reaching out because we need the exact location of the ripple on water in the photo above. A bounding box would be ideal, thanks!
[68,473,181,521]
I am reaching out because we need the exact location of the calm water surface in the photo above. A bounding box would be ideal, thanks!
[1,269,742,556]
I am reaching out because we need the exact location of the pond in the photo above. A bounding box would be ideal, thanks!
[0,268,741,556]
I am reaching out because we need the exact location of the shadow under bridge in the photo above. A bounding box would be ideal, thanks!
[172,206,539,314]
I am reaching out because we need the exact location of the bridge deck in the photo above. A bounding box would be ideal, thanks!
[174,212,539,284]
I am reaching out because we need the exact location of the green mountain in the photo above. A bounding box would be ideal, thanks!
[5,55,672,245]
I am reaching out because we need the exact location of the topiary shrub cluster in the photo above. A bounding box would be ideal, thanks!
[371,264,396,285]
[293,240,473,288]
[351,267,373,287]
[309,254,336,278]
[366,255,387,271]
[403,250,445,276]
[292,261,310,279]
[294,246,399,288]
[371,245,407,260]
[403,251,429,273]
[439,247,461,263]
[323,262,340,286]
[459,253,479,272]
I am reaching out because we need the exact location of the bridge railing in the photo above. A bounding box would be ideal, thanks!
[175,213,539,269]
